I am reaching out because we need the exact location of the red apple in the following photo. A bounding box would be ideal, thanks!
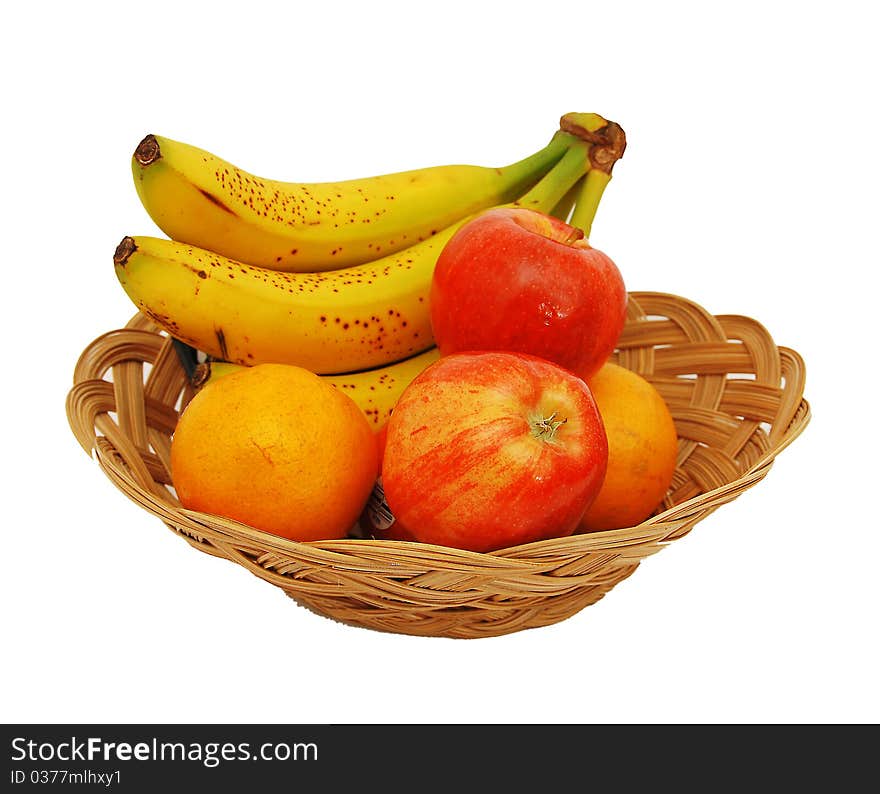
[430,207,627,380]
[380,351,608,553]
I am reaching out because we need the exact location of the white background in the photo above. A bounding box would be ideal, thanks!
[3,1,877,724]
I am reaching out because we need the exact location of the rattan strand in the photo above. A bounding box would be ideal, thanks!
[66,292,810,639]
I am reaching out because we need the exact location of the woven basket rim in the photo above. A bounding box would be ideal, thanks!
[71,291,811,564]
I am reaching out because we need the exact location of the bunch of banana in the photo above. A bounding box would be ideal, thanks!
[132,127,573,272]
[115,112,625,423]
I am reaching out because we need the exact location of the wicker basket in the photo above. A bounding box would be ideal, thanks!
[66,292,809,639]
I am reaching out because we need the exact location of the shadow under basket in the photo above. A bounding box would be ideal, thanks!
[66,292,810,639]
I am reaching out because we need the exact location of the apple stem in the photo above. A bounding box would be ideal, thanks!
[530,411,568,442]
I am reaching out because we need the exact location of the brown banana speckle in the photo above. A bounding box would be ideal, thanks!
[197,188,237,216]
[215,328,229,360]
[127,237,443,370]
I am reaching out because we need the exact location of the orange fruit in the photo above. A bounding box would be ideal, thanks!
[579,363,678,532]
[171,363,378,541]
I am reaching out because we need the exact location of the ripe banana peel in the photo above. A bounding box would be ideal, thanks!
[116,113,626,375]
[192,348,441,431]
[132,130,571,273]
[116,139,598,374]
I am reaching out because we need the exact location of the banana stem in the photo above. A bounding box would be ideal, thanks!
[559,112,613,136]
[514,143,592,213]
[569,169,611,239]
[192,360,244,388]
[561,115,626,238]
[504,129,572,172]
[550,175,585,223]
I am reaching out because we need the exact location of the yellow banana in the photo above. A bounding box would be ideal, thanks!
[115,138,595,375]
[191,348,441,431]
[115,113,624,375]
[132,129,572,273]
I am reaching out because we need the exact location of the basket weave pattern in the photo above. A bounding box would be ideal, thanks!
[66,292,809,639]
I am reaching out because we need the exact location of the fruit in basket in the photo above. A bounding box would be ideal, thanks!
[578,363,678,532]
[429,205,627,381]
[170,364,378,541]
[380,351,608,553]
[358,424,420,541]
[113,139,595,375]
[131,129,573,272]
[190,347,441,431]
